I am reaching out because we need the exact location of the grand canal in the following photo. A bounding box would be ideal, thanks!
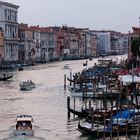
[0,55,128,140]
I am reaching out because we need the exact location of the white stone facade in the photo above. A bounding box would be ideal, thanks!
[0,1,19,61]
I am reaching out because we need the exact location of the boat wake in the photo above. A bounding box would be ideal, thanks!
[3,135,46,140]
[34,125,58,136]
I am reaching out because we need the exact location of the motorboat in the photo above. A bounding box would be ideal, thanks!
[63,64,70,69]
[14,115,34,136]
[19,80,35,90]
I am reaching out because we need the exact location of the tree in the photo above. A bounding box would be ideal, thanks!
[131,39,140,57]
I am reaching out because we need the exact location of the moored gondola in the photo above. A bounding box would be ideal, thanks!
[78,108,140,138]
[78,121,139,137]
[0,74,13,81]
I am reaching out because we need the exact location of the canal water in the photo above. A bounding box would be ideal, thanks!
[0,55,129,140]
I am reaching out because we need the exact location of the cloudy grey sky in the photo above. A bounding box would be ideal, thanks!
[5,0,140,33]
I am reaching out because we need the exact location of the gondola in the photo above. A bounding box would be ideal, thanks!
[78,121,139,137]
[67,96,89,118]
[68,107,88,118]
[78,108,140,138]
[83,61,88,66]
[0,74,13,81]
[68,106,117,120]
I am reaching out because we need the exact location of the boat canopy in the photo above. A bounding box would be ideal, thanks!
[16,115,33,121]
[113,109,135,120]
[119,75,140,85]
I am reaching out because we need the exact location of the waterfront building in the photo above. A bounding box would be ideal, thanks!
[128,27,140,67]
[78,32,85,58]
[69,32,79,58]
[18,23,36,63]
[0,1,19,62]
[56,31,67,59]
[90,33,98,57]
[60,26,80,59]
[40,29,57,61]
[78,29,91,58]
[29,26,41,62]
[122,34,128,54]
[110,31,128,55]
[92,31,111,55]
[0,27,4,64]
[85,31,92,57]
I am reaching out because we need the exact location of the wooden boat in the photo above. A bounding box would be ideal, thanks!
[68,106,118,119]
[78,121,139,137]
[19,80,35,90]
[14,115,34,136]
[0,73,13,81]
[67,96,118,119]
[89,57,93,61]
[83,61,88,66]
[18,66,24,71]
[78,108,140,138]
[68,107,88,118]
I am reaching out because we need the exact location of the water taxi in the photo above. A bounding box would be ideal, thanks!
[63,64,70,69]
[15,115,34,136]
[19,80,35,90]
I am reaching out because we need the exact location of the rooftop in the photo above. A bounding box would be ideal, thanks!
[0,1,19,9]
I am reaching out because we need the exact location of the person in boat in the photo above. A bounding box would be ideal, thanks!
[27,80,32,84]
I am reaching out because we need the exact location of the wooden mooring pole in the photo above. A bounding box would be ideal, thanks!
[64,74,66,90]
[70,69,72,86]
[73,97,75,118]
[67,96,70,119]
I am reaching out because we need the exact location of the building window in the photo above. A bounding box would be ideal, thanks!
[5,9,7,20]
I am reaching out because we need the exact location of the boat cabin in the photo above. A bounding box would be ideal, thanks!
[16,115,33,130]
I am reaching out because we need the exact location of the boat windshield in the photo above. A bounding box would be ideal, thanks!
[16,121,32,129]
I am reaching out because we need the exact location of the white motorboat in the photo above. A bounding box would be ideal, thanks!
[63,64,70,69]
[19,80,35,90]
[14,115,34,136]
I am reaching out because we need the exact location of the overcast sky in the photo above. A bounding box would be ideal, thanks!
[4,0,140,33]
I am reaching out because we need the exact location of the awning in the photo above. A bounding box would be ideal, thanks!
[119,75,140,85]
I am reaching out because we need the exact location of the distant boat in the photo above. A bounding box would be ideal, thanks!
[14,115,34,136]
[0,73,13,81]
[63,64,70,69]
[83,61,88,66]
[19,80,35,90]
[89,57,93,61]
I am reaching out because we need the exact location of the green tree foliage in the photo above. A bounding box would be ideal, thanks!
[131,39,140,57]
